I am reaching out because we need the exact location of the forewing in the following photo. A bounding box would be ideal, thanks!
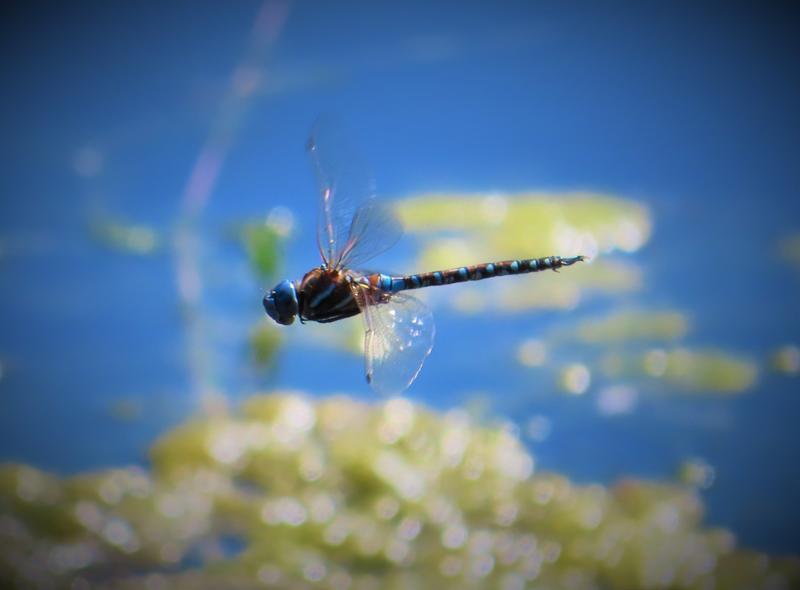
[308,117,402,270]
[351,283,435,396]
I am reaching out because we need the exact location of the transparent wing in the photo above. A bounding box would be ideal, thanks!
[351,282,435,396]
[308,117,403,270]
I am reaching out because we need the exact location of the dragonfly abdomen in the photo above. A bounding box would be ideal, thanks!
[373,255,585,293]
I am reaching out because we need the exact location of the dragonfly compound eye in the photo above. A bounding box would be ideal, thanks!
[263,280,298,325]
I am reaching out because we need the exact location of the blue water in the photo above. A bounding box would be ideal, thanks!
[1,1,799,554]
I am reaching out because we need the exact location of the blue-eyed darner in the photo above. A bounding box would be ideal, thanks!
[263,121,584,395]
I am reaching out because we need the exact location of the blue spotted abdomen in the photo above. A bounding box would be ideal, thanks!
[372,255,584,293]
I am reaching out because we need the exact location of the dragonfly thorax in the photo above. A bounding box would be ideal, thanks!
[296,267,362,324]
[263,279,299,325]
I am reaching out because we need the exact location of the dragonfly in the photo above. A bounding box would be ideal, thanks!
[263,121,585,395]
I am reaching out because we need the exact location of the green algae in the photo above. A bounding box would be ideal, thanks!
[571,310,690,344]
[601,349,758,394]
[395,192,651,256]
[678,459,716,490]
[778,233,800,270]
[249,322,283,368]
[241,223,282,280]
[770,345,800,376]
[87,217,162,256]
[1,393,796,590]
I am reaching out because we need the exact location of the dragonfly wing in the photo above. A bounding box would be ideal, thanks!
[308,117,402,270]
[351,283,435,396]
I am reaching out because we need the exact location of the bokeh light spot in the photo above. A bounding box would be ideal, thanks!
[560,364,591,395]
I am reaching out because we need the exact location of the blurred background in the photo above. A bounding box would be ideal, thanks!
[1,1,799,588]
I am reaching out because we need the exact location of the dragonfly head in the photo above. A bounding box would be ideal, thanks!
[263,279,299,325]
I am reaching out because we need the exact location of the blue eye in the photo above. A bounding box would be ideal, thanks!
[263,280,298,325]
